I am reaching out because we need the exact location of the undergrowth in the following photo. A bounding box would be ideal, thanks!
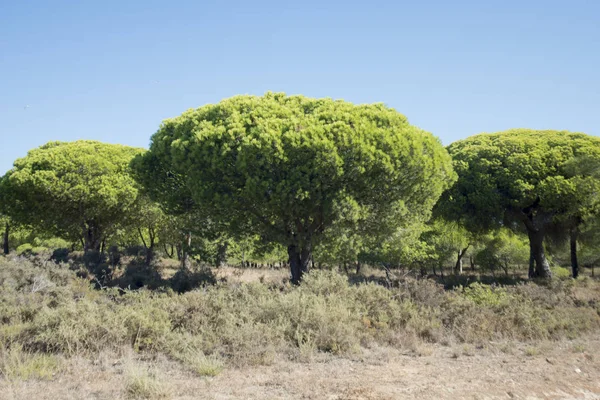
[1,254,599,382]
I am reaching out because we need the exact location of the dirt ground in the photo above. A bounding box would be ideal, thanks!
[2,337,599,400]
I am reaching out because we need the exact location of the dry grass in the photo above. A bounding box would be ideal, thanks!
[2,339,600,399]
[124,363,170,399]
[0,345,61,381]
[2,254,600,399]
[214,266,289,284]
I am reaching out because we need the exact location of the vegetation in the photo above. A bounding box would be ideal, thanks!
[0,141,144,253]
[441,129,600,278]
[134,93,455,283]
[2,94,600,394]
[0,256,598,375]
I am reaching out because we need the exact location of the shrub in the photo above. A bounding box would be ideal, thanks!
[169,266,217,293]
[461,283,512,307]
[0,256,599,373]
[34,237,70,249]
[16,244,33,255]
[174,349,224,377]
[120,262,163,290]
[0,345,61,381]
[51,248,70,264]
[124,364,169,399]
[551,266,572,279]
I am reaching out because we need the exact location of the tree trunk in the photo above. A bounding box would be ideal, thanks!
[355,261,361,275]
[145,246,155,265]
[528,247,535,279]
[83,222,102,253]
[216,241,228,268]
[3,221,9,255]
[164,243,174,258]
[288,243,311,284]
[455,246,469,275]
[570,228,579,279]
[181,232,192,269]
[470,256,475,271]
[527,228,552,278]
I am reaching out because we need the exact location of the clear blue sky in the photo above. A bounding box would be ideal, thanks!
[1,0,599,174]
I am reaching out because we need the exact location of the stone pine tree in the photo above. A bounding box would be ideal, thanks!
[440,129,600,278]
[136,93,455,283]
[1,141,143,253]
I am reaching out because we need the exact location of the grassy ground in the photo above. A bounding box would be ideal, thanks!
[1,255,600,399]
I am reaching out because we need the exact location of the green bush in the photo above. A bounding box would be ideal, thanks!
[16,244,33,255]
[551,266,572,279]
[169,266,217,293]
[461,283,512,307]
[33,237,70,250]
[51,248,70,264]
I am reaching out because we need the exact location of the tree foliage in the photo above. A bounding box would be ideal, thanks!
[474,229,529,276]
[134,93,455,282]
[0,141,144,252]
[441,129,600,278]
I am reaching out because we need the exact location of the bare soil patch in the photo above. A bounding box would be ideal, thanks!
[3,339,599,400]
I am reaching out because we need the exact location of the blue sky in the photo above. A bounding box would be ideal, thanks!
[1,0,599,174]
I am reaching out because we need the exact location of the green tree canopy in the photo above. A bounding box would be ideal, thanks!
[135,93,455,283]
[0,141,144,252]
[441,129,600,278]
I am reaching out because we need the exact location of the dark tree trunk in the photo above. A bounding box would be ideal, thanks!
[181,232,192,269]
[3,221,9,255]
[455,246,469,275]
[570,228,579,279]
[528,247,535,279]
[216,241,228,268]
[527,228,552,278]
[288,243,311,284]
[164,243,174,258]
[83,222,102,253]
[145,246,155,265]
[355,261,361,275]
[470,256,475,271]
[517,200,552,279]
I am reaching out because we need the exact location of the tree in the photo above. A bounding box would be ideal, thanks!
[0,215,9,255]
[421,219,472,275]
[0,176,9,254]
[136,93,456,283]
[1,141,144,253]
[441,129,600,278]
[556,155,600,278]
[131,146,217,269]
[124,195,167,264]
[474,229,529,276]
